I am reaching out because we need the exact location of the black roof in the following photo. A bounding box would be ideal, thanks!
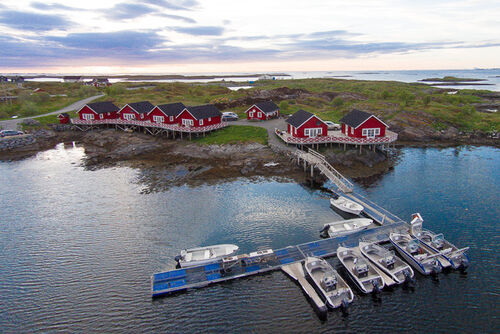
[254,101,279,113]
[87,101,119,114]
[58,113,70,117]
[286,109,315,128]
[128,101,155,114]
[339,109,375,128]
[186,104,222,120]
[156,102,186,117]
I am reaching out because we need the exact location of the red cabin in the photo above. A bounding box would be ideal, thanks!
[118,101,155,121]
[148,102,186,124]
[177,104,222,128]
[339,109,388,138]
[78,101,120,121]
[57,113,70,124]
[286,109,328,138]
[246,101,279,120]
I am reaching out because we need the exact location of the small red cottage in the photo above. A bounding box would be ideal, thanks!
[78,101,120,121]
[246,101,279,120]
[148,102,186,124]
[286,109,328,138]
[57,113,70,124]
[118,101,155,121]
[339,109,387,138]
[177,104,222,127]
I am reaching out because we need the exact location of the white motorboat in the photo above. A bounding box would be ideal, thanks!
[175,244,239,268]
[359,241,414,284]
[320,218,373,238]
[303,257,354,309]
[336,246,385,294]
[330,195,364,215]
[409,213,470,270]
[389,233,442,275]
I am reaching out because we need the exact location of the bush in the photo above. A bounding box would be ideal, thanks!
[397,90,415,107]
[423,95,432,106]
[106,84,126,96]
[381,90,391,99]
[279,101,289,111]
[20,101,39,117]
[78,85,98,97]
[332,96,344,107]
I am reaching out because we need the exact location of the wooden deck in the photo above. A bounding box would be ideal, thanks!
[275,128,398,145]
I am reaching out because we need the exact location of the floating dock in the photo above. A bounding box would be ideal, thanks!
[151,148,409,298]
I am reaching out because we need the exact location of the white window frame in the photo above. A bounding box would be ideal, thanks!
[169,116,174,122]
[362,128,380,138]
[83,113,94,120]
[249,111,254,117]
[182,118,194,127]
[208,117,211,122]
[153,115,164,123]
[199,119,204,126]
[99,113,104,119]
[124,113,135,120]
[351,127,354,135]
[257,112,262,118]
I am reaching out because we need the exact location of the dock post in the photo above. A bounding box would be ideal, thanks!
[344,143,346,151]
[360,145,362,154]
[310,165,314,177]
[304,160,307,171]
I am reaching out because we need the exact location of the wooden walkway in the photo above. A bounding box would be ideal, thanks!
[295,148,354,193]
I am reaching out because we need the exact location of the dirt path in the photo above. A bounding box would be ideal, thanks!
[0,94,104,130]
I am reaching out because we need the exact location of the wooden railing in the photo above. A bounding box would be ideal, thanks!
[275,128,398,145]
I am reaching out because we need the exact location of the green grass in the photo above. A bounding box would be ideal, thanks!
[194,125,268,145]
[20,114,60,130]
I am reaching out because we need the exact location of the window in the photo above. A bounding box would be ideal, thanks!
[375,128,380,135]
[362,128,378,138]
[208,117,211,122]
[83,113,94,120]
[99,114,104,119]
[170,116,174,122]
[351,127,354,135]
[257,112,262,117]
[182,119,194,127]
[249,111,254,117]
[153,115,164,123]
[305,129,309,136]
[124,113,135,120]
[199,119,204,126]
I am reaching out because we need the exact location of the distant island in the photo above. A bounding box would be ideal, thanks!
[419,76,492,86]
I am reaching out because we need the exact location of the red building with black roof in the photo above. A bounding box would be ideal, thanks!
[118,101,155,121]
[339,109,388,138]
[148,102,186,124]
[177,104,222,127]
[245,101,280,120]
[286,109,328,138]
[78,101,120,121]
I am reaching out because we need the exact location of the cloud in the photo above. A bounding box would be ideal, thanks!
[0,10,71,31]
[30,2,80,11]
[172,26,225,36]
[47,31,166,53]
[106,3,156,20]
[144,0,199,10]
[158,13,196,23]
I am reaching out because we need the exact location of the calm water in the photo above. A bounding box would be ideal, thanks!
[22,69,500,91]
[0,144,499,333]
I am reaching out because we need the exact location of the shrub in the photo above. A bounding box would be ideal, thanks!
[20,101,39,117]
[279,101,289,111]
[423,95,432,106]
[78,85,98,97]
[105,84,126,96]
[332,96,344,107]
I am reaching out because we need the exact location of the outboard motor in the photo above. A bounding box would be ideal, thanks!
[431,260,442,275]
[341,298,349,314]
[371,279,381,294]
[320,225,330,238]
[174,255,182,263]
[403,270,415,287]
[460,257,469,271]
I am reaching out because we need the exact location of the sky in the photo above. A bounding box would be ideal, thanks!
[0,0,499,74]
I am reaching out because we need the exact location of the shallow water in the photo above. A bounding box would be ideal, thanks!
[0,144,499,333]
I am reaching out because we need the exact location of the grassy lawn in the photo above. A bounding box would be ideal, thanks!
[194,125,268,145]
[19,114,60,131]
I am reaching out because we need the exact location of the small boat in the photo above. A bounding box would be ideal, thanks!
[175,244,239,268]
[336,246,385,294]
[359,241,414,284]
[303,257,354,309]
[389,233,442,275]
[330,195,364,215]
[320,218,372,238]
[409,213,470,270]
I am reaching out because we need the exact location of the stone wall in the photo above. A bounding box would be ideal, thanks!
[0,135,36,151]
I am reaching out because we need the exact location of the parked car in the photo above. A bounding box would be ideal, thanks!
[0,130,24,137]
[222,112,239,121]
[324,121,340,130]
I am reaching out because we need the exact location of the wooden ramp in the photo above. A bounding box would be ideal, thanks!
[295,148,354,193]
